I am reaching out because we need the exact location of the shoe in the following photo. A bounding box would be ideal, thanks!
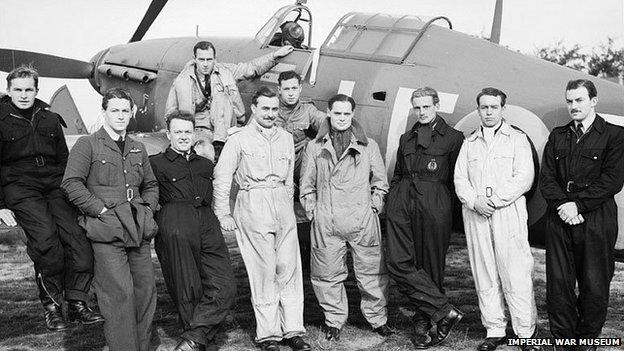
[519,328,541,351]
[428,306,464,347]
[373,324,395,337]
[259,340,280,351]
[324,325,341,341]
[412,317,433,349]
[67,300,105,325]
[284,336,311,350]
[174,338,205,351]
[477,336,507,351]
[44,303,68,331]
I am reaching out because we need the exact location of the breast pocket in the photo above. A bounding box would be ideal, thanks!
[420,148,448,174]
[242,150,269,178]
[579,148,604,177]
[127,153,145,185]
[274,152,292,178]
[493,151,514,177]
[91,154,119,186]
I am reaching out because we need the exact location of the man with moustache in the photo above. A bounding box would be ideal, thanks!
[454,88,539,351]
[62,88,159,351]
[213,86,310,351]
[385,87,464,348]
[166,41,294,159]
[299,94,392,341]
[276,70,326,182]
[0,65,103,331]
[540,79,624,349]
[150,111,235,351]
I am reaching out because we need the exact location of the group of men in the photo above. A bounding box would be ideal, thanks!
[0,37,622,351]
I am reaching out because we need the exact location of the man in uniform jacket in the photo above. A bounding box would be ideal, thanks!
[299,94,392,341]
[166,41,293,158]
[213,86,310,351]
[386,87,464,348]
[62,88,159,351]
[276,70,326,182]
[540,79,624,346]
[150,111,236,351]
[0,66,103,331]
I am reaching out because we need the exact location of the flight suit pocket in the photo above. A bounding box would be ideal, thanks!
[0,128,29,143]
[92,154,119,186]
[493,150,514,176]
[274,152,292,178]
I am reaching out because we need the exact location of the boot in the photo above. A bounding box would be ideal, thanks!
[67,300,105,325]
[44,303,68,331]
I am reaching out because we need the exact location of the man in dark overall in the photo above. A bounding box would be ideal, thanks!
[62,88,159,351]
[385,87,464,349]
[150,111,236,351]
[540,79,624,349]
[0,66,103,331]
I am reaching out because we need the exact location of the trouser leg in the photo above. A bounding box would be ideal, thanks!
[350,217,388,329]
[545,213,577,339]
[576,203,617,338]
[128,241,157,351]
[184,210,236,345]
[154,205,203,330]
[310,227,349,329]
[275,207,305,339]
[92,243,141,351]
[463,209,508,338]
[418,197,452,292]
[385,205,450,320]
[6,184,65,306]
[491,203,536,338]
[234,219,281,342]
[47,188,93,302]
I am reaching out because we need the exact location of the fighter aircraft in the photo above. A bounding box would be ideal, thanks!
[1,0,623,258]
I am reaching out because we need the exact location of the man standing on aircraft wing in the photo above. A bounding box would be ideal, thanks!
[62,88,159,351]
[540,79,624,347]
[166,41,294,160]
[454,88,539,351]
[0,66,103,331]
[299,94,392,341]
[213,86,311,351]
[150,111,236,351]
[276,70,326,183]
[385,87,464,349]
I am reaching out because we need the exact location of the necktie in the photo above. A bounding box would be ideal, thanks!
[575,123,584,137]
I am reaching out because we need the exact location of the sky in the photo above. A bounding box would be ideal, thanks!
[1,0,622,127]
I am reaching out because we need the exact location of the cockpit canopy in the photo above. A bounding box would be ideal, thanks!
[321,13,452,64]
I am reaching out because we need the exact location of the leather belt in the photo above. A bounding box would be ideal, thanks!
[566,180,589,193]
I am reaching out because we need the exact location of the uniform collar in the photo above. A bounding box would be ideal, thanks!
[315,117,368,146]
[467,120,511,142]
[164,146,197,162]
[563,114,605,134]
[406,115,449,142]
[0,96,50,120]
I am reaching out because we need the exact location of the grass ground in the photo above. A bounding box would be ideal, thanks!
[0,228,622,351]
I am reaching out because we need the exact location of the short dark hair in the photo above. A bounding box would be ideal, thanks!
[278,70,301,85]
[193,41,216,57]
[411,87,439,105]
[566,79,597,99]
[476,87,507,107]
[6,65,39,89]
[165,110,195,129]
[251,86,278,105]
[328,94,356,111]
[101,87,134,110]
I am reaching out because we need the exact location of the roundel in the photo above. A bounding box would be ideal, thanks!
[454,105,550,226]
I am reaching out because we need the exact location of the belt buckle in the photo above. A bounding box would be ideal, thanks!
[35,156,45,167]
[126,188,134,202]
[566,181,573,193]
[485,187,492,198]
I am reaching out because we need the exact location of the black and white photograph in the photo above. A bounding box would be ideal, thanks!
[1,0,623,350]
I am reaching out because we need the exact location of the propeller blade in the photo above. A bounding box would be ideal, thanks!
[129,0,169,42]
[0,49,93,79]
[490,0,503,44]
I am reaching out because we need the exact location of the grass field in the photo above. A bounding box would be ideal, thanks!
[1,228,622,351]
